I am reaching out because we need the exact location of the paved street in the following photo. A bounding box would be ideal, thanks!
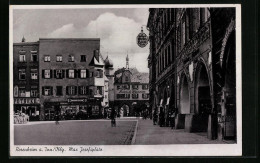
[14,120,136,145]
[14,118,232,145]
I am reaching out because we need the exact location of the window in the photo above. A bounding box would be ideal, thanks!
[80,55,86,62]
[132,93,139,99]
[123,84,130,90]
[66,86,77,95]
[55,70,64,79]
[142,94,149,99]
[68,55,74,62]
[80,70,87,78]
[19,88,26,97]
[79,86,88,95]
[95,69,103,78]
[132,85,138,89]
[42,86,53,96]
[31,53,38,62]
[117,85,121,90]
[125,76,129,82]
[56,55,62,62]
[19,69,26,80]
[68,70,75,78]
[19,54,26,62]
[43,70,51,79]
[142,84,149,90]
[117,94,130,99]
[31,90,38,97]
[44,55,50,62]
[56,86,63,96]
[182,17,186,45]
[96,86,103,95]
[89,72,93,77]
[31,69,38,80]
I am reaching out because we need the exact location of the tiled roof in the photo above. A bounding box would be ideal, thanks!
[115,67,149,84]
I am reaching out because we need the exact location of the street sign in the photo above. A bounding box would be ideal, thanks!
[137,27,148,48]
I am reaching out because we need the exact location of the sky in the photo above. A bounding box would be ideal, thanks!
[13,8,150,72]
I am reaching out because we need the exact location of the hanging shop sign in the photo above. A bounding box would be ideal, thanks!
[136,27,149,48]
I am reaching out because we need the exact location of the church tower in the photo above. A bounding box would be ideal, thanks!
[21,36,26,42]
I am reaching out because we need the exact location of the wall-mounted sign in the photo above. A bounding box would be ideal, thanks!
[136,27,148,48]
[14,98,40,104]
[68,98,87,103]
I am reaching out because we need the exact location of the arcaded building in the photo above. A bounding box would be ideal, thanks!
[147,8,236,140]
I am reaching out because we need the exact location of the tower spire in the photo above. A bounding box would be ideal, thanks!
[22,36,26,42]
[126,52,129,69]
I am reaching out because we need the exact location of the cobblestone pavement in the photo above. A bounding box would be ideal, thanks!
[134,119,233,144]
[14,119,137,145]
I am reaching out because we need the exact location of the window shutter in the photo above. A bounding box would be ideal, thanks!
[42,70,45,78]
[66,86,69,95]
[42,87,44,95]
[62,70,65,78]
[66,69,69,78]
[74,86,77,95]
[86,69,89,78]
[74,69,78,78]
[50,87,53,95]
[54,70,57,78]
[50,70,53,78]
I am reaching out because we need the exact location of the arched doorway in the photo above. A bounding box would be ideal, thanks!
[120,104,130,117]
[222,31,236,139]
[194,61,212,132]
[178,74,190,129]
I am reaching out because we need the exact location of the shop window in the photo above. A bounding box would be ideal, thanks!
[31,90,38,97]
[56,86,63,96]
[19,54,26,62]
[80,55,86,62]
[68,55,74,62]
[42,86,53,96]
[19,69,26,80]
[132,93,139,99]
[56,55,62,62]
[44,55,50,62]
[31,69,38,80]
[31,53,38,62]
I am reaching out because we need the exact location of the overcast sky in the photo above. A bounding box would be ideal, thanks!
[13,8,150,72]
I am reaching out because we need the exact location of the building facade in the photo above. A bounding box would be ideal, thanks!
[114,55,149,116]
[13,38,40,121]
[147,8,236,140]
[13,38,113,121]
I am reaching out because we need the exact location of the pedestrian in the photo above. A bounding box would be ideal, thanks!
[170,108,176,129]
[159,107,165,127]
[153,111,158,125]
[55,113,60,125]
[111,108,116,127]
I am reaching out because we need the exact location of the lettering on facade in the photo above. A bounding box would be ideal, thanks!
[14,98,40,104]
[67,99,87,103]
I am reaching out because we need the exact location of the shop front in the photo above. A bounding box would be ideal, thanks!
[14,98,41,121]
[43,98,102,120]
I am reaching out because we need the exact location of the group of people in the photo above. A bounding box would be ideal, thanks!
[153,107,176,129]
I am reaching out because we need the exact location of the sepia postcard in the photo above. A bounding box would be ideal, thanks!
[9,4,242,156]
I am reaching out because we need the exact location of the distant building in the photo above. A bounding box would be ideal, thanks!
[13,39,40,121]
[104,55,115,107]
[114,55,149,117]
